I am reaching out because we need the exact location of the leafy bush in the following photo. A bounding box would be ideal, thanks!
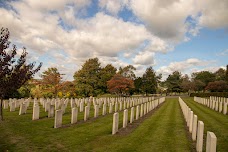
[190,92,228,97]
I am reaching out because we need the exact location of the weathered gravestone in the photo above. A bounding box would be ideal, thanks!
[206,131,217,152]
[94,105,99,118]
[71,107,78,124]
[196,121,204,152]
[48,105,55,118]
[32,106,40,120]
[112,112,119,135]
[123,109,128,128]
[192,115,198,141]
[130,107,134,123]
[19,103,26,115]
[84,106,90,121]
[54,109,63,128]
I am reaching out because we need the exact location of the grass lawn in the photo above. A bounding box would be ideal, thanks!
[1,98,192,152]
[183,97,228,152]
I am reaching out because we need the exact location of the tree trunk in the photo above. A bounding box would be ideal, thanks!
[0,98,3,121]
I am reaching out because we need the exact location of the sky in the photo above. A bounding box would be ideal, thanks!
[0,0,228,81]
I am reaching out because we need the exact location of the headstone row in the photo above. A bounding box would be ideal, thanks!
[179,97,217,152]
[194,96,227,115]
[3,96,160,129]
[112,97,166,135]
[55,97,164,129]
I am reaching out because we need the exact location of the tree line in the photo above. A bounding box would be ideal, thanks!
[17,59,228,98]
[18,59,159,98]
[162,68,228,95]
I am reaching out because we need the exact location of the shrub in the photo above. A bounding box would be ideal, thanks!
[190,92,228,97]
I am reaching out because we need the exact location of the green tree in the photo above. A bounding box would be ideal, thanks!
[192,71,215,90]
[74,58,102,97]
[165,71,182,94]
[0,28,42,120]
[192,79,205,92]
[134,77,143,94]
[181,74,192,93]
[17,80,35,98]
[214,68,226,81]
[226,65,228,83]
[118,65,136,80]
[100,64,117,93]
[142,67,157,95]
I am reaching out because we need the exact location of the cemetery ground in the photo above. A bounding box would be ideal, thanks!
[0,97,227,151]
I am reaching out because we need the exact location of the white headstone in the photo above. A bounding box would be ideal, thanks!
[219,101,223,113]
[143,103,147,115]
[19,103,26,115]
[109,103,113,114]
[192,115,198,141]
[189,111,193,133]
[10,101,16,112]
[102,104,106,115]
[71,107,78,124]
[223,102,227,115]
[215,101,218,111]
[112,112,119,135]
[84,106,90,121]
[206,131,217,152]
[196,121,204,152]
[3,100,9,109]
[136,105,139,120]
[123,109,128,128]
[140,104,143,117]
[94,105,99,118]
[130,107,134,123]
[48,105,55,118]
[119,102,122,111]
[54,109,63,128]
[80,101,84,112]
[115,102,118,112]
[187,108,191,127]
[32,106,40,120]
[45,102,50,112]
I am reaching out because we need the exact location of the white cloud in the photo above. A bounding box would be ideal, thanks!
[98,0,130,15]
[198,0,228,29]
[157,58,216,80]
[133,51,155,65]
[129,0,197,41]
[217,49,228,56]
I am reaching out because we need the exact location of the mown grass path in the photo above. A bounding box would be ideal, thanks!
[92,98,192,152]
[183,97,228,152]
[0,98,192,152]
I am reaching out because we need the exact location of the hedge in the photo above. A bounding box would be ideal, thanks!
[190,92,228,98]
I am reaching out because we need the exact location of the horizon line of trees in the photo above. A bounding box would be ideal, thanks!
[14,58,228,98]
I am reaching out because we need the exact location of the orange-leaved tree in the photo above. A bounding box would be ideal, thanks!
[107,74,134,96]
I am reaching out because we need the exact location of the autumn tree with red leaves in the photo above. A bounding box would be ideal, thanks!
[0,27,42,121]
[205,80,228,92]
[107,74,134,96]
